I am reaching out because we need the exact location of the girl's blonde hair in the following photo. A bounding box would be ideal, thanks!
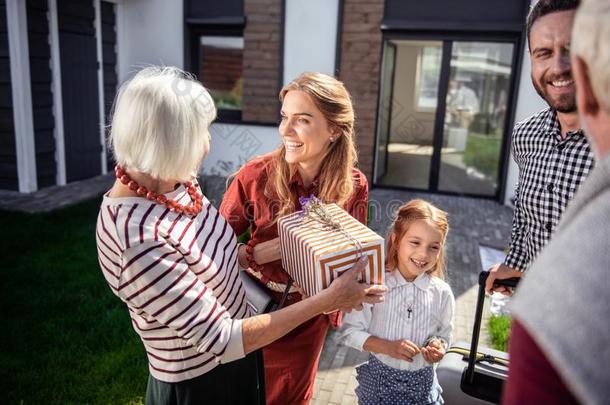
[266,72,358,219]
[386,199,449,280]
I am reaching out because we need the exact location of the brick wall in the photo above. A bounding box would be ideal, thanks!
[338,0,384,181]
[201,47,243,92]
[242,0,282,123]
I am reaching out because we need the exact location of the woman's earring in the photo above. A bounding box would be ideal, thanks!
[329,137,335,143]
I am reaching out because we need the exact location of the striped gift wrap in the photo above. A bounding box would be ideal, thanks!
[278,203,385,297]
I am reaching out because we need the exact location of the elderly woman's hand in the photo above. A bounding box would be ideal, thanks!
[325,256,387,312]
[241,256,386,355]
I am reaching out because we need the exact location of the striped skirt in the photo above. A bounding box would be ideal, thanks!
[355,355,444,405]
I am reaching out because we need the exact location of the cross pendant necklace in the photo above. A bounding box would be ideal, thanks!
[407,305,413,319]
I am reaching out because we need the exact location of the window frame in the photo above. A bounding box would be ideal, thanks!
[413,44,443,113]
[372,31,524,202]
[186,21,245,124]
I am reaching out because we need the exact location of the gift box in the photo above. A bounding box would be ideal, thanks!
[278,202,385,297]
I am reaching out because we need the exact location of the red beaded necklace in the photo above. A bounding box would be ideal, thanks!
[114,165,203,216]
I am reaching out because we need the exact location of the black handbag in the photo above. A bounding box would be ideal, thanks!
[239,271,294,315]
[239,271,277,314]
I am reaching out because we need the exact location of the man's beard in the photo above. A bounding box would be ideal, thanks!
[532,75,577,113]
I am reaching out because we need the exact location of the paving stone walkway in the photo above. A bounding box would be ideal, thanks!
[0,174,114,213]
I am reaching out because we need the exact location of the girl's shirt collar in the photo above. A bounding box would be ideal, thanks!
[385,270,431,291]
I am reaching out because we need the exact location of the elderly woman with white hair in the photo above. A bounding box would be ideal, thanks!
[95,67,386,404]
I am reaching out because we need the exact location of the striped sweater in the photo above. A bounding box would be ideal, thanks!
[95,184,250,382]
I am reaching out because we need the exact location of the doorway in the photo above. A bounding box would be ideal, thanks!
[374,38,517,198]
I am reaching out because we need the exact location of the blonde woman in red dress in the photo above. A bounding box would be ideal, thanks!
[220,72,369,405]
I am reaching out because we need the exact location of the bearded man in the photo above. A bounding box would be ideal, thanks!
[486,0,595,292]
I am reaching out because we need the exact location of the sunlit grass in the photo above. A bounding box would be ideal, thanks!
[488,314,512,352]
[0,198,147,404]
[463,132,502,180]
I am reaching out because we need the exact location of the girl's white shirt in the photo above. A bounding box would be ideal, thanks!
[339,270,455,370]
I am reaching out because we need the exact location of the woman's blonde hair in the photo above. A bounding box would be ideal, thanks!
[267,72,358,219]
[385,199,449,280]
[109,66,216,182]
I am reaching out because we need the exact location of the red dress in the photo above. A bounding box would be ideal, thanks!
[220,154,369,405]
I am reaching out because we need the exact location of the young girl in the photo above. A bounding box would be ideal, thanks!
[340,199,455,404]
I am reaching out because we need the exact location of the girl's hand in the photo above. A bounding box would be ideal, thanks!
[421,339,445,363]
[385,339,421,362]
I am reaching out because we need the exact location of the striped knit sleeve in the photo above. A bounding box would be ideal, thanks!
[118,240,244,364]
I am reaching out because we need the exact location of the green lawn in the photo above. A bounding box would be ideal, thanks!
[0,198,147,404]
[488,314,512,352]
[463,132,502,180]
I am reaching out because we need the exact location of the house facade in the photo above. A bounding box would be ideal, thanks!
[2,0,547,205]
[2,0,117,192]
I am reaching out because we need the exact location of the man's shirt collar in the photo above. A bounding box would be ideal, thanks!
[545,108,585,142]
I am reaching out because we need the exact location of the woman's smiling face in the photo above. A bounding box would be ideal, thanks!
[279,90,336,168]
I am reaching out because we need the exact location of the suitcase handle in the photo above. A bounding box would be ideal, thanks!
[447,347,509,367]
[465,271,520,386]
[478,270,520,289]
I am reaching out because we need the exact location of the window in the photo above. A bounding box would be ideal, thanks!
[414,46,442,111]
[199,36,243,113]
[188,25,244,122]
[439,41,514,195]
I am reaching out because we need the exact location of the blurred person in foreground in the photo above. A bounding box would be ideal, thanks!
[504,0,610,403]
[95,66,385,405]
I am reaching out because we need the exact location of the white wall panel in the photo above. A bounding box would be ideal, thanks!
[503,44,548,205]
[117,0,183,83]
[283,0,340,84]
[200,124,281,176]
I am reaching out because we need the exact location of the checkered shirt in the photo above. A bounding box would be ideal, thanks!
[504,107,595,271]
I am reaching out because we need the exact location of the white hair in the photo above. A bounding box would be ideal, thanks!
[109,66,217,181]
[572,0,610,112]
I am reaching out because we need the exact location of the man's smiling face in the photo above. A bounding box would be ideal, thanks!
[529,10,577,113]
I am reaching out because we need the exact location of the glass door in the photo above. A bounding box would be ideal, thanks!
[374,42,396,183]
[374,37,516,198]
[375,40,443,189]
[438,41,514,196]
